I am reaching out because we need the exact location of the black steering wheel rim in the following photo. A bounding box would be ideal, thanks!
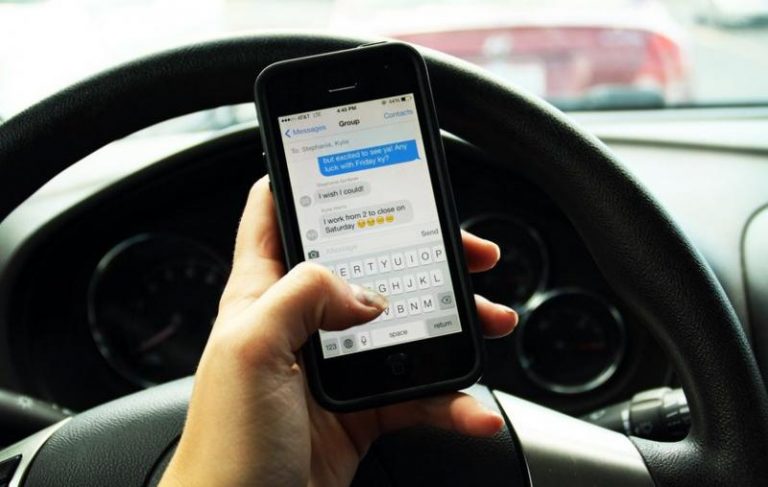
[1,33,767,486]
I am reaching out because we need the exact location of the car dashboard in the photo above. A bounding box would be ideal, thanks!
[1,109,766,418]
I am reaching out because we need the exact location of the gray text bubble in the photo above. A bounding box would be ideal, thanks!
[315,182,371,204]
[320,200,413,236]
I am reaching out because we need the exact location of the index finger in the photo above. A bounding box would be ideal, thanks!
[232,176,283,267]
[462,229,501,273]
[220,176,285,311]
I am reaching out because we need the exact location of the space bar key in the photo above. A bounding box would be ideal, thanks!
[370,321,427,347]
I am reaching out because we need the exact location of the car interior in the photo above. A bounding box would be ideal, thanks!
[1,1,767,486]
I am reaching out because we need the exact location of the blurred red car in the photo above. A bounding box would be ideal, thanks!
[335,0,691,109]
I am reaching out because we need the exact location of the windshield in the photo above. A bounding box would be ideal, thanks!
[1,0,766,124]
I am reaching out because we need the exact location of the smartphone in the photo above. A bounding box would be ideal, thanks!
[254,42,483,411]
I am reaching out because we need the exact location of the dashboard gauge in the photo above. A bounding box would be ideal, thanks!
[462,215,548,307]
[88,234,227,387]
[516,290,626,394]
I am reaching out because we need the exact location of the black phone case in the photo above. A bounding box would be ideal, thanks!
[254,42,484,411]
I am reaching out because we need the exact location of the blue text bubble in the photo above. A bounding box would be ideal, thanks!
[318,140,419,176]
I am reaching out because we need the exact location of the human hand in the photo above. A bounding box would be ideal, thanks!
[159,176,518,487]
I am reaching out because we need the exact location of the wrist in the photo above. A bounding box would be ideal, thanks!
[157,463,188,487]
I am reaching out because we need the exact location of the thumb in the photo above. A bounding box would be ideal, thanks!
[237,262,387,366]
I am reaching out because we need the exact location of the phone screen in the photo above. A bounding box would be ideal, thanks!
[278,93,463,359]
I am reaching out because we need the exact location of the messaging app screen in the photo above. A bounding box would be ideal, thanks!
[279,94,462,358]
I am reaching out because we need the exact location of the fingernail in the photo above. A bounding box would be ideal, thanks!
[350,284,388,310]
[498,304,519,322]
[489,411,505,431]
[490,242,501,263]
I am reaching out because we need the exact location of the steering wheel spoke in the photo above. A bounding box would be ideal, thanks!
[494,390,653,486]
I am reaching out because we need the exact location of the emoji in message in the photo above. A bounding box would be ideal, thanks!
[353,213,397,229]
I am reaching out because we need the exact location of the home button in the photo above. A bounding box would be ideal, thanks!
[386,352,409,376]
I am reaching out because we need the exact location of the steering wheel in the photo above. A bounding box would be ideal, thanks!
[1,33,767,487]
